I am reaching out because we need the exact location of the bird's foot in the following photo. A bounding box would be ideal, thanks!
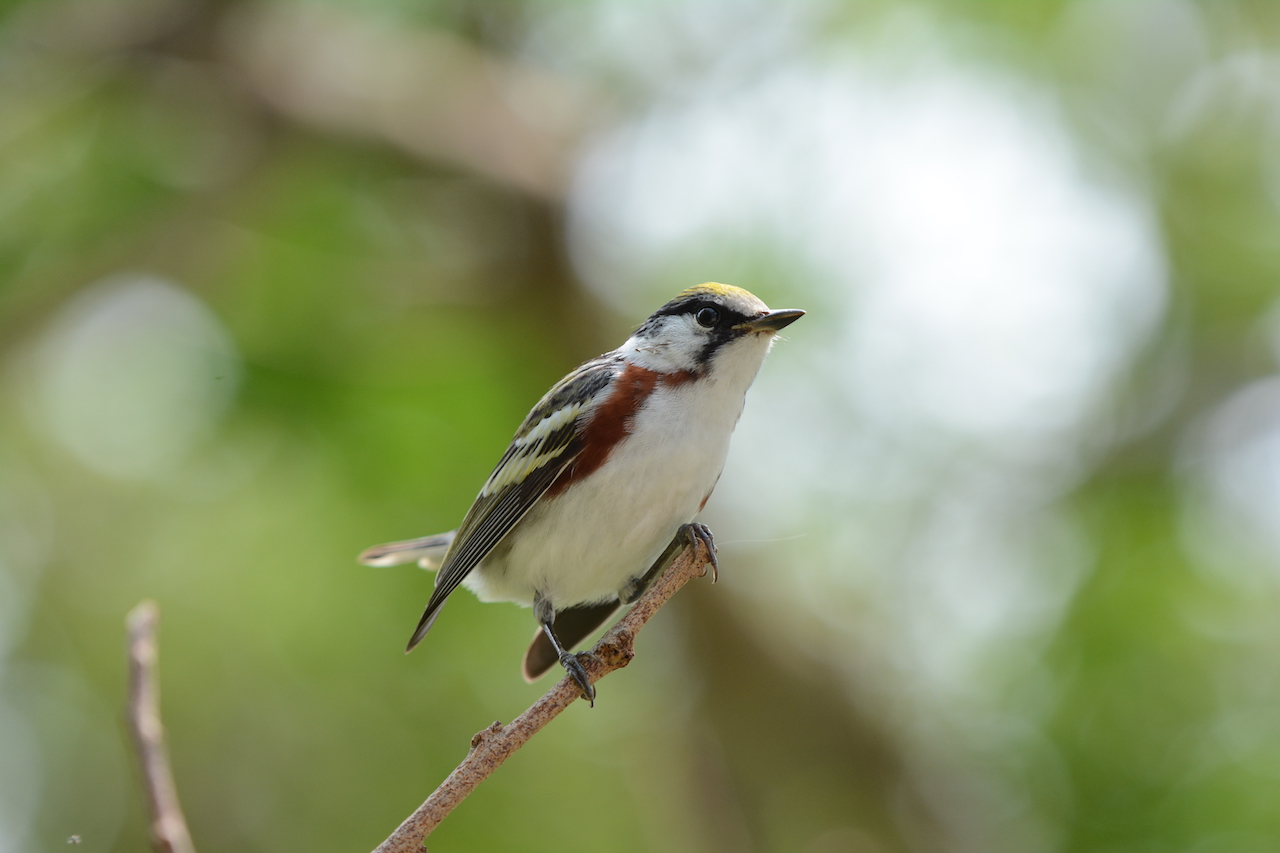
[560,651,596,706]
[682,522,718,582]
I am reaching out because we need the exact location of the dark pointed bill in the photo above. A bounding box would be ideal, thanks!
[739,308,805,332]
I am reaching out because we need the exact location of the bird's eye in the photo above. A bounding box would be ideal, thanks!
[695,307,719,327]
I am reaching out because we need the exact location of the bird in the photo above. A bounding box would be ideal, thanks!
[359,282,804,704]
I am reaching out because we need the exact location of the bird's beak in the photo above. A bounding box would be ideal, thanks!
[739,308,805,333]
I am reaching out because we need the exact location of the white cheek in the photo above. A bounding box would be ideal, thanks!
[620,316,707,372]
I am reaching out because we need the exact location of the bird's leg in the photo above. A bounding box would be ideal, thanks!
[620,522,719,604]
[533,593,596,706]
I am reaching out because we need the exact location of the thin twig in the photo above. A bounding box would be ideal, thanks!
[126,601,198,853]
[372,536,716,853]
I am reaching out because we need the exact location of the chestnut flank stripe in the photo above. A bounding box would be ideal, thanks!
[546,362,659,497]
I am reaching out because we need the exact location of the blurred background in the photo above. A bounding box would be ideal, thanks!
[2,0,1280,851]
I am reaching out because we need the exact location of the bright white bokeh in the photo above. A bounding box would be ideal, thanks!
[23,274,240,482]
[561,4,1168,718]
[1182,372,1280,584]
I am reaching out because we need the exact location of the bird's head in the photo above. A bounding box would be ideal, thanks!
[622,283,804,378]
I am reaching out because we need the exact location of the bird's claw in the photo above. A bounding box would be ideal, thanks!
[560,651,596,706]
[684,522,718,582]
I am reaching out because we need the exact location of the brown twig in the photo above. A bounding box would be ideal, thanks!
[126,601,198,853]
[371,536,716,853]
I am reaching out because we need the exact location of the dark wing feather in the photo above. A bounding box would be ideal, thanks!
[405,354,622,651]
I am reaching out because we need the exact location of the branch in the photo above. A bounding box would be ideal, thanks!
[372,535,716,853]
[125,601,198,853]
[223,1,604,200]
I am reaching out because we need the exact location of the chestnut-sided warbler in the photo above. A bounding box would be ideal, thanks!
[359,283,803,703]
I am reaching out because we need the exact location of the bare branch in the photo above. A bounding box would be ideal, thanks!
[223,1,607,201]
[126,601,198,853]
[372,536,716,853]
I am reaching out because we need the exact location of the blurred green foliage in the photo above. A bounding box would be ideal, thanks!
[3,1,1280,852]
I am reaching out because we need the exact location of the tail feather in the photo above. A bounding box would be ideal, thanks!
[358,531,456,569]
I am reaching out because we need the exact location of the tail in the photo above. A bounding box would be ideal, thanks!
[358,531,456,570]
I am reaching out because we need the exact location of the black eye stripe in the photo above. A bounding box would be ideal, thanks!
[635,297,752,340]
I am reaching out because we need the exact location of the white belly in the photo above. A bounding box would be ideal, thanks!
[462,378,744,609]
